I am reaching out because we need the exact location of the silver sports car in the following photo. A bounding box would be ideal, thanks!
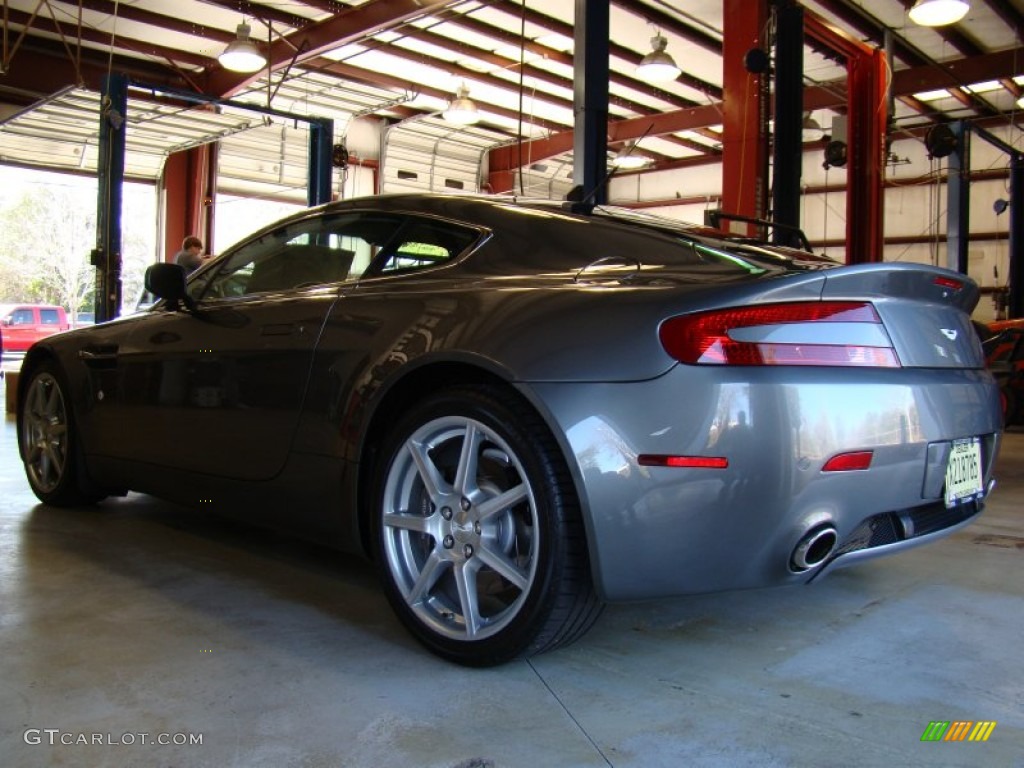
[17,194,1002,665]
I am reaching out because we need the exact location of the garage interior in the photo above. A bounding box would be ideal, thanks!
[1,0,1023,765]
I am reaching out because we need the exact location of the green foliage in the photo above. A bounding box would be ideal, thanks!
[0,173,156,316]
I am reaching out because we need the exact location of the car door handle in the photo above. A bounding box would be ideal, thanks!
[78,344,119,361]
[78,345,119,366]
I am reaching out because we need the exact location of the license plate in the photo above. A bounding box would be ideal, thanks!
[944,438,984,508]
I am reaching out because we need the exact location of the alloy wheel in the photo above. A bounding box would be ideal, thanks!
[380,415,539,641]
[22,372,70,494]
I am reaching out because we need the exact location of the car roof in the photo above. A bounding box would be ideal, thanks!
[220,193,837,276]
[314,193,830,256]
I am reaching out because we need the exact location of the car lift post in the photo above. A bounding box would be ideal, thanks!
[947,119,1024,319]
[1010,153,1024,319]
[308,117,335,207]
[947,121,971,276]
[571,0,609,206]
[93,73,127,325]
[93,80,336,319]
[803,12,887,264]
[722,0,769,234]
[771,1,803,247]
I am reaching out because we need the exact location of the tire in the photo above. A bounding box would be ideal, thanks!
[19,361,105,506]
[371,384,603,666]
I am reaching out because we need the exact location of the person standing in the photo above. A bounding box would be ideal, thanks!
[173,235,205,272]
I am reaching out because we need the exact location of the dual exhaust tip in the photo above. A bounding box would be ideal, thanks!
[790,526,839,572]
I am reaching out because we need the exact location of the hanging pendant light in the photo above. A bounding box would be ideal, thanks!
[219,21,266,73]
[636,34,681,83]
[442,84,480,126]
[908,0,970,27]
[611,143,652,169]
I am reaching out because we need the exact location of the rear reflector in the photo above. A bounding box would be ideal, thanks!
[638,454,729,469]
[822,451,874,472]
[659,301,900,367]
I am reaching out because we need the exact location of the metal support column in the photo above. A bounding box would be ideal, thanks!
[308,117,335,207]
[772,1,803,246]
[1007,154,1023,318]
[946,121,970,275]
[161,146,216,261]
[93,73,127,322]
[201,143,219,252]
[804,12,886,263]
[846,46,887,262]
[571,0,609,206]
[938,121,1022,317]
[722,0,769,233]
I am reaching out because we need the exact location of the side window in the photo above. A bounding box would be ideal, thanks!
[376,218,479,274]
[11,309,35,325]
[39,309,61,324]
[193,212,404,301]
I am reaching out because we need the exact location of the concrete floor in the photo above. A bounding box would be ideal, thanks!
[1,369,1022,768]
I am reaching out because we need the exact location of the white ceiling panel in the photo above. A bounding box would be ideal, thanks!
[0,0,1021,192]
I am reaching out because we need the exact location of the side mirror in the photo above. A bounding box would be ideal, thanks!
[144,263,191,311]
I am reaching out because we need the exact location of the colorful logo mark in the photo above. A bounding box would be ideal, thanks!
[921,721,997,742]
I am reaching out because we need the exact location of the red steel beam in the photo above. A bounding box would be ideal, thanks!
[489,41,1024,178]
[0,41,190,99]
[891,46,1024,95]
[3,7,210,71]
[488,104,722,183]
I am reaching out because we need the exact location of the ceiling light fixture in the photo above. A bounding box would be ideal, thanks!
[636,33,681,83]
[611,144,652,169]
[442,84,480,126]
[908,0,970,27]
[219,21,267,73]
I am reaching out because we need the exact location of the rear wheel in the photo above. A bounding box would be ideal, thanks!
[371,385,602,666]
[19,361,104,506]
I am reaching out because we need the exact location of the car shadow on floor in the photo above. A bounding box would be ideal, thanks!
[17,493,419,657]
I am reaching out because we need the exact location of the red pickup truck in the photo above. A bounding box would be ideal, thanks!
[0,304,71,353]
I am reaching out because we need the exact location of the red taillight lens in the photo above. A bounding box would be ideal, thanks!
[659,301,900,367]
[821,450,874,472]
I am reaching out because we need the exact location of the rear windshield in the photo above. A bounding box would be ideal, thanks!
[588,205,839,271]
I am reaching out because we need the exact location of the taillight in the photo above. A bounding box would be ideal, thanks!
[659,301,900,367]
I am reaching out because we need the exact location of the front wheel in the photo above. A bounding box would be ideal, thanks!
[19,361,105,506]
[371,385,602,666]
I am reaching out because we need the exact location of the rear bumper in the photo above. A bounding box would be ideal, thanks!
[811,493,989,580]
[526,366,1002,601]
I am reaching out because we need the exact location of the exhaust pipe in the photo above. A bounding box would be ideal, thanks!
[791,526,838,572]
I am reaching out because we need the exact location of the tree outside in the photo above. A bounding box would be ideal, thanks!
[0,167,156,322]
